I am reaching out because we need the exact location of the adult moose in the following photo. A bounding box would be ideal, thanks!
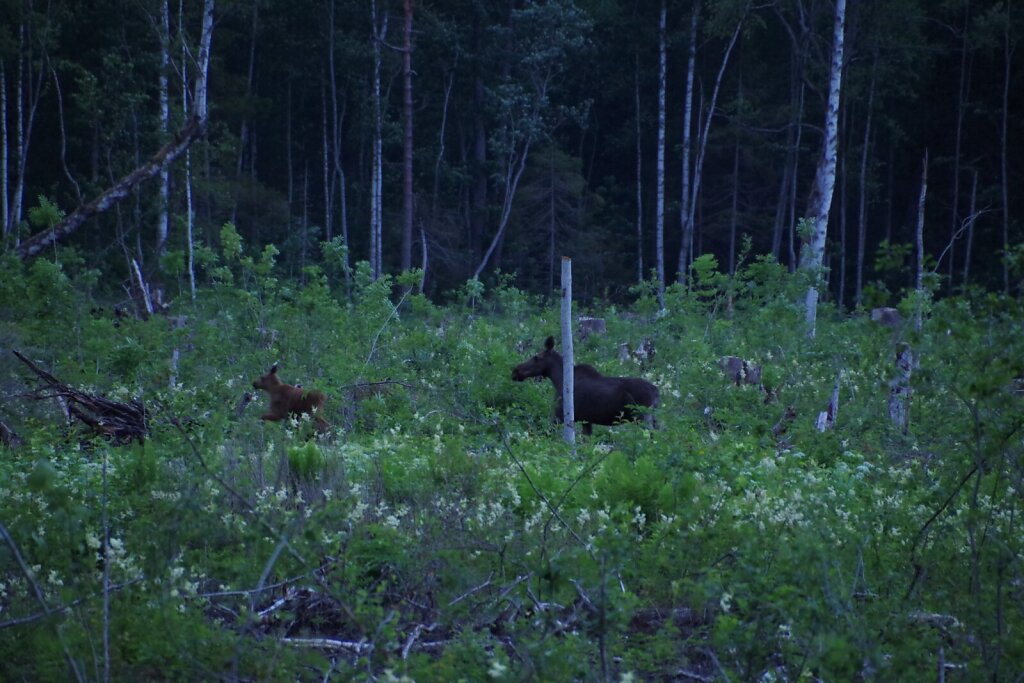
[512,336,659,435]
[251,364,329,432]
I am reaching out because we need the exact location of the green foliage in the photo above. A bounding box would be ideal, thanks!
[287,441,325,482]
[2,258,1024,680]
[27,195,65,229]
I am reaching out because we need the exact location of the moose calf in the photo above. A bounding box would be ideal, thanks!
[251,364,329,432]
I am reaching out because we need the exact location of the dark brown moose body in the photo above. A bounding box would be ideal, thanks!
[252,364,329,432]
[512,336,659,435]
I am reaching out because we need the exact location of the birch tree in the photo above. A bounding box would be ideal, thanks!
[400,0,415,274]
[472,0,591,279]
[155,0,171,264]
[370,0,387,279]
[678,0,745,282]
[654,0,667,302]
[799,0,847,337]
[7,7,51,238]
[14,0,215,260]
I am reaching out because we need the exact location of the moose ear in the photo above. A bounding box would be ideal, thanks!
[269,363,279,374]
[544,336,555,350]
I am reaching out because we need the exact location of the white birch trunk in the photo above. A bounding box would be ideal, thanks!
[630,49,638,282]
[401,0,415,273]
[370,0,386,279]
[181,0,195,300]
[838,104,847,310]
[655,0,667,303]
[1,63,7,236]
[799,0,846,337]
[472,138,533,279]
[11,23,47,236]
[684,12,743,280]
[561,257,575,447]
[156,0,171,262]
[678,4,697,282]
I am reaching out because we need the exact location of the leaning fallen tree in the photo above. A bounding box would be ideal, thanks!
[12,350,148,445]
[12,0,215,261]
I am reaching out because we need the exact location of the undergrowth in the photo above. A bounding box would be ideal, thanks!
[1,246,1022,681]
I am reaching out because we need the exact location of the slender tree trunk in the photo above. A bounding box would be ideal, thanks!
[370,0,387,279]
[285,82,293,211]
[799,0,846,337]
[180,0,195,300]
[231,0,258,226]
[655,0,667,303]
[949,0,972,289]
[470,71,488,266]
[549,154,559,292]
[50,67,82,205]
[856,62,875,308]
[915,149,928,332]
[678,3,698,282]
[472,128,535,279]
[683,11,743,280]
[10,20,47,237]
[630,49,638,282]
[729,133,740,275]
[962,168,978,285]
[327,0,351,289]
[838,103,848,311]
[788,82,804,272]
[155,0,171,263]
[771,148,792,261]
[771,38,802,263]
[1000,4,1012,293]
[322,80,332,243]
[1,63,7,236]
[885,145,894,243]
[301,166,309,272]
[426,68,454,293]
[401,0,415,273]
[323,95,333,243]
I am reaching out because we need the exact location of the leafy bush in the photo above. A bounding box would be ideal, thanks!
[1,251,1022,680]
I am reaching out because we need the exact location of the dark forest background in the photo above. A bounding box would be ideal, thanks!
[1,0,1020,303]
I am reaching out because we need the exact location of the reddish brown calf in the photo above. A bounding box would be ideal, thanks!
[251,364,329,432]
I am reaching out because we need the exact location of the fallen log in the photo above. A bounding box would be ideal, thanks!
[12,350,148,445]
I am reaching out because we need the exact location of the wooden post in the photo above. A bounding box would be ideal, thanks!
[560,257,575,446]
